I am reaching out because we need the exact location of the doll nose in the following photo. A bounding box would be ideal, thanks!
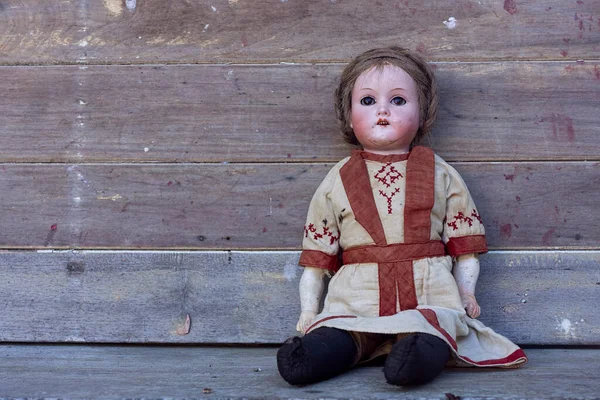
[377,105,390,116]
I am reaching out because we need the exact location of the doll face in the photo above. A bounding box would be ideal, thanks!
[350,65,420,154]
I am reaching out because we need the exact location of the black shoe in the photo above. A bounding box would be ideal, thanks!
[384,333,450,386]
[277,327,357,385]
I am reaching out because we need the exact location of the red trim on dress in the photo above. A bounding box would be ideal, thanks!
[298,250,340,272]
[419,308,528,367]
[343,241,446,264]
[418,309,458,350]
[460,349,528,367]
[340,154,388,246]
[404,147,435,243]
[446,235,488,257]
[305,315,357,334]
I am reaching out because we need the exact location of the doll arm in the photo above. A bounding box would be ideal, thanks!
[453,253,481,318]
[296,267,327,334]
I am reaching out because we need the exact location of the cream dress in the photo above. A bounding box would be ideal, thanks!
[298,147,527,368]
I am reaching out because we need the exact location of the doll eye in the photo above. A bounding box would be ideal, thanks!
[360,96,376,106]
[391,96,406,106]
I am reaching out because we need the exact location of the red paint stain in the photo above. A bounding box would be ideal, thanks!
[167,181,173,186]
[563,37,571,44]
[542,228,556,245]
[594,65,600,79]
[241,35,248,47]
[561,50,568,57]
[565,65,575,73]
[555,205,560,215]
[504,174,515,182]
[516,196,521,202]
[51,224,58,231]
[577,0,585,4]
[504,0,517,14]
[278,203,284,208]
[416,43,427,54]
[500,224,512,239]
[262,227,267,233]
[540,113,575,143]
[287,153,292,158]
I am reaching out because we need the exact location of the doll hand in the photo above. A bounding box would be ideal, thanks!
[460,292,481,319]
[296,311,317,334]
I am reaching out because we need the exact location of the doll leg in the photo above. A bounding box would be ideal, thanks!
[277,327,358,385]
[383,332,450,386]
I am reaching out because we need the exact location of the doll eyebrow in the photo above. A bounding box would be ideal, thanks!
[358,88,407,92]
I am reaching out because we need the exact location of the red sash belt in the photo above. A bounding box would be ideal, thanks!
[343,241,446,316]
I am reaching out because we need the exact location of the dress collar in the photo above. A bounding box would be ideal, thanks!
[352,150,410,163]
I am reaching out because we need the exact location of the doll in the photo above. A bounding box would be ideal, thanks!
[276,47,527,386]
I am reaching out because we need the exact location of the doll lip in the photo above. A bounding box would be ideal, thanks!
[376,119,389,126]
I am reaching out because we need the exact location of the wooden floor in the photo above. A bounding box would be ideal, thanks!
[0,346,598,399]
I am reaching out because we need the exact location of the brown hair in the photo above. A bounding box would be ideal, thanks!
[334,46,439,147]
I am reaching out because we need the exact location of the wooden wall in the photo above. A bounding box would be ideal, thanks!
[0,0,598,345]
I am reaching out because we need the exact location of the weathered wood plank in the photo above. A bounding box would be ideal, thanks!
[0,250,597,344]
[0,163,597,249]
[0,0,599,64]
[0,346,598,399]
[0,62,599,163]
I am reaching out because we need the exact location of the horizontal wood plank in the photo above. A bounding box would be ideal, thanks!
[0,250,598,344]
[0,1,599,64]
[0,163,597,249]
[0,63,599,163]
[0,346,597,399]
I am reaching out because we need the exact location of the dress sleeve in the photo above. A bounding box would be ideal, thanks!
[298,165,342,273]
[442,163,488,257]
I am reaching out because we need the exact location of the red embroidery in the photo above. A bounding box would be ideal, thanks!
[374,163,404,214]
[447,209,482,231]
[471,210,483,224]
[374,163,403,188]
[304,223,340,245]
[379,188,400,214]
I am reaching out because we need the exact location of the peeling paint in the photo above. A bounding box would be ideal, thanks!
[96,194,123,201]
[103,0,122,16]
[443,17,457,29]
[176,314,191,336]
[560,318,572,335]
[126,0,136,11]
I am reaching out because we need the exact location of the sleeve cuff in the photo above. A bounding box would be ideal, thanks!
[446,235,488,257]
[299,250,340,272]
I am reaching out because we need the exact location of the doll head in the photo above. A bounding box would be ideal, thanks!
[335,47,438,149]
